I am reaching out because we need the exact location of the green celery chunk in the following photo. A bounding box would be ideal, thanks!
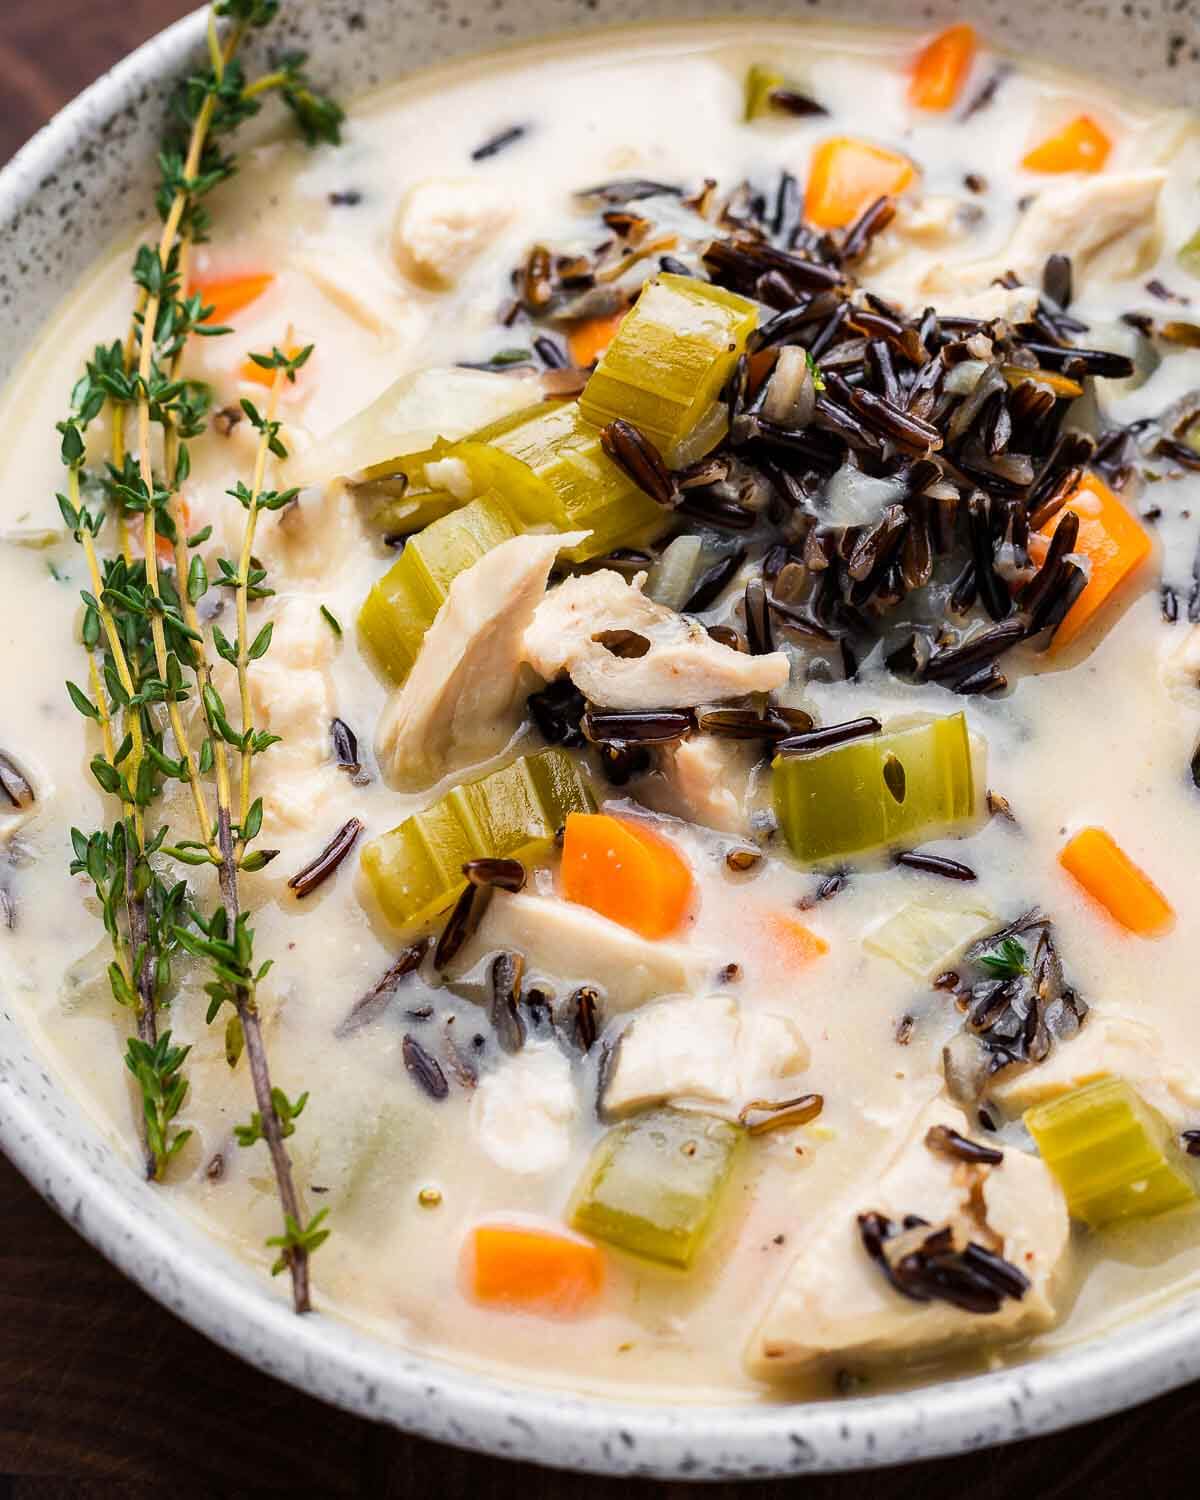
[743,63,785,120]
[1025,1076,1197,1228]
[452,399,668,562]
[578,274,759,465]
[360,749,595,929]
[366,489,463,539]
[773,713,975,866]
[358,402,667,683]
[864,899,996,979]
[1179,226,1200,279]
[357,491,521,682]
[570,1107,742,1269]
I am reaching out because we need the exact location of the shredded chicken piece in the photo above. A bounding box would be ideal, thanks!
[920,171,1166,302]
[1160,623,1200,703]
[988,1016,1200,1129]
[524,570,789,710]
[749,1098,1069,1376]
[470,1042,577,1175]
[392,178,513,289]
[376,530,588,789]
[601,993,807,1121]
[445,890,712,1013]
[646,734,758,835]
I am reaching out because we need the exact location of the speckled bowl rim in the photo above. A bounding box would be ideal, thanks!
[3,1,1200,1479]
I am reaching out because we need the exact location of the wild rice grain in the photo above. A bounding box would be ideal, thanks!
[896,851,978,882]
[925,1123,1004,1165]
[403,1035,450,1101]
[599,419,676,506]
[490,951,527,1054]
[336,938,432,1038]
[287,817,364,899]
[471,123,528,161]
[775,717,881,755]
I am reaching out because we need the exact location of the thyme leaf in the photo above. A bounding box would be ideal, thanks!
[977,936,1030,979]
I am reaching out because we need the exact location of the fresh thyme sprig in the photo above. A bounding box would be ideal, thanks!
[978,936,1030,979]
[58,0,342,1300]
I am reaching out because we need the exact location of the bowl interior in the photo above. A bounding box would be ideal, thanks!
[2,0,1199,1478]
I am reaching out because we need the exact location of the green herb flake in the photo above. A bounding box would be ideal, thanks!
[977,936,1029,979]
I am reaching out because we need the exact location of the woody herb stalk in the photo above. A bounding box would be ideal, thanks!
[58,0,341,1306]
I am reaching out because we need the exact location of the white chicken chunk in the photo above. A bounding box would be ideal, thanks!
[920,172,1165,302]
[601,994,808,1121]
[376,531,587,789]
[262,480,370,582]
[1159,624,1200,702]
[647,735,758,835]
[392,178,513,289]
[858,195,974,307]
[210,595,341,832]
[987,1016,1200,1130]
[470,1042,578,1176]
[524,570,789,710]
[749,1098,1070,1376]
[446,890,712,1013]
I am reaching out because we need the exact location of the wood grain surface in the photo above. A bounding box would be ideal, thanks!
[1,5,1197,1495]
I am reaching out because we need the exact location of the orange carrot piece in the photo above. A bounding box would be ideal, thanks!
[156,499,191,563]
[193,272,275,326]
[1059,827,1174,937]
[1022,115,1111,174]
[470,1224,605,1316]
[1029,473,1151,650]
[240,344,304,388]
[804,138,916,229]
[763,912,829,966]
[567,312,626,368]
[909,24,977,111]
[560,812,693,939]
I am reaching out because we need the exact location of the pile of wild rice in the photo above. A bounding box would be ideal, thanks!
[502,172,1180,702]
[858,1209,1030,1315]
[939,910,1088,1102]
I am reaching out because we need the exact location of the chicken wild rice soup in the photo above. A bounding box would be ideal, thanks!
[3,7,1200,1401]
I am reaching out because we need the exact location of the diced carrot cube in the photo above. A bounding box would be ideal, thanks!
[561,812,693,939]
[909,24,977,112]
[1059,827,1173,937]
[1029,473,1151,650]
[192,272,275,325]
[1022,115,1111,174]
[469,1223,605,1316]
[239,343,305,388]
[764,912,829,967]
[567,312,626,368]
[804,138,916,229]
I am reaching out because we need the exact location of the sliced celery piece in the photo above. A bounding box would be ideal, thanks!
[744,64,784,120]
[357,491,521,682]
[452,400,667,562]
[578,274,759,465]
[570,1107,742,1269]
[864,899,996,980]
[773,713,975,866]
[337,1101,426,1236]
[367,489,463,538]
[361,749,595,929]
[1026,1076,1197,1228]
[1179,226,1200,279]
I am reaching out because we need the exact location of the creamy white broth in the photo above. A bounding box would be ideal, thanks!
[2,19,1200,1402]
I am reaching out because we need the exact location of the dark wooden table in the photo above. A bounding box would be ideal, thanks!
[2,4,1198,1494]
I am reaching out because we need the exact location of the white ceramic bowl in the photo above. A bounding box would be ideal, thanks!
[3,0,1199,1478]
